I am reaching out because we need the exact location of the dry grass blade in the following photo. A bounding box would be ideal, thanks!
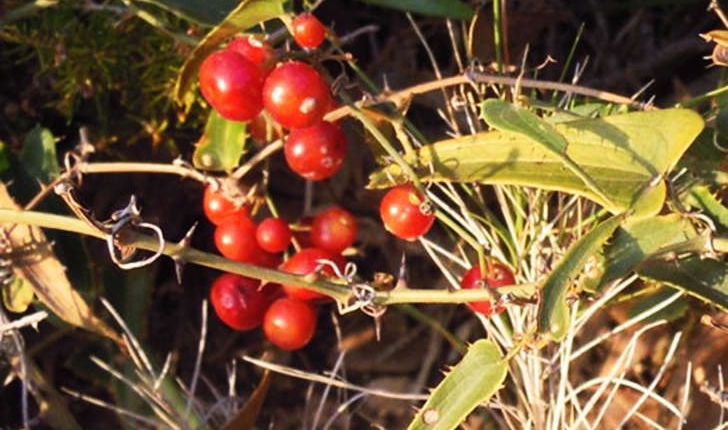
[242,355,428,401]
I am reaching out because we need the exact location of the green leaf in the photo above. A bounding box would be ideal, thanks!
[2,277,34,313]
[21,125,59,182]
[482,99,615,209]
[407,339,507,430]
[369,108,704,215]
[193,110,248,171]
[638,256,728,311]
[133,0,239,26]
[626,286,687,323]
[598,214,698,286]
[173,0,287,106]
[358,0,473,19]
[0,141,10,173]
[538,214,625,340]
[684,184,728,229]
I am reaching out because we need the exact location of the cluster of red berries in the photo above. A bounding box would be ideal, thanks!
[198,12,346,182]
[199,12,515,348]
[204,183,357,350]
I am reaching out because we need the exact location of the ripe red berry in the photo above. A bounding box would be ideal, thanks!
[256,217,292,253]
[311,207,357,253]
[284,121,347,181]
[203,184,248,226]
[198,50,264,122]
[214,214,261,263]
[263,297,317,350]
[460,261,515,316]
[248,112,282,144]
[292,13,326,49]
[262,61,333,129]
[226,35,276,74]
[279,247,344,301]
[379,184,435,241]
[210,273,269,330]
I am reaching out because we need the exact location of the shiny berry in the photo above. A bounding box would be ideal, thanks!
[292,13,326,49]
[460,261,515,316]
[214,214,261,263]
[311,207,357,253]
[279,247,344,301]
[226,35,276,74]
[198,50,264,121]
[263,297,317,350]
[262,61,333,129]
[379,184,435,241]
[284,121,346,181]
[210,273,269,331]
[256,217,292,253]
[203,184,248,226]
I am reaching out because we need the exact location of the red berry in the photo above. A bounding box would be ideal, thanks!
[210,273,269,330]
[255,250,283,268]
[292,13,326,49]
[203,184,248,226]
[199,50,264,121]
[311,207,357,253]
[248,112,282,144]
[460,261,515,316]
[379,184,435,241]
[263,297,317,350]
[214,214,261,263]
[279,247,344,301]
[262,61,333,129]
[284,121,346,181]
[226,35,276,74]
[256,217,292,253]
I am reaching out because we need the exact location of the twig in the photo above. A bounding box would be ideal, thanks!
[0,311,48,335]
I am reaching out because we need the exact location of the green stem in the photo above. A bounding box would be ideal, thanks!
[81,161,208,183]
[676,84,728,108]
[377,284,537,305]
[0,209,534,306]
[349,109,425,193]
[397,304,467,353]
[493,0,504,73]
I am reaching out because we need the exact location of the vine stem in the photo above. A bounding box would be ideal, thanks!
[0,209,531,306]
[322,72,651,123]
[45,72,649,192]
[80,161,209,183]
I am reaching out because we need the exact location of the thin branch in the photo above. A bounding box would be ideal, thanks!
[0,209,533,306]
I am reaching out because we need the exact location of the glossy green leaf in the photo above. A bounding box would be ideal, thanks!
[133,0,238,26]
[192,110,248,171]
[173,0,287,106]
[538,214,625,340]
[638,256,728,311]
[369,109,704,215]
[358,0,473,19]
[21,125,59,182]
[407,339,507,430]
[482,99,614,208]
